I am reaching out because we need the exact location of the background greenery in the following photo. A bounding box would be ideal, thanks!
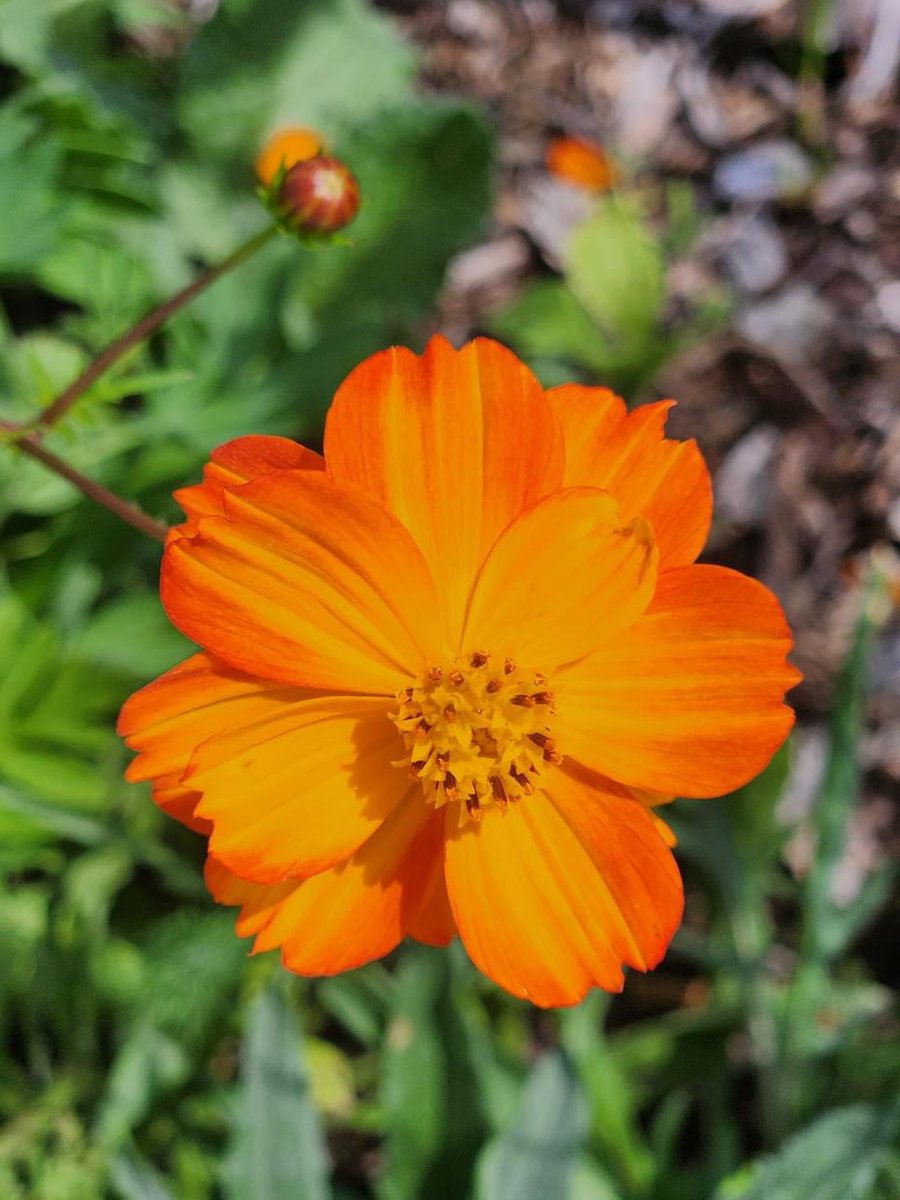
[0,1,897,1197]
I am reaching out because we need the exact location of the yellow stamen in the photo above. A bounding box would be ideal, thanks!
[391,654,561,822]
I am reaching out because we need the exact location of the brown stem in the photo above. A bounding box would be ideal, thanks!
[35,224,278,431]
[2,224,280,544]
[17,435,169,544]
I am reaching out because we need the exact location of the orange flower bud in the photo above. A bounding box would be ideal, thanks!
[255,126,325,188]
[545,135,619,192]
[277,155,360,235]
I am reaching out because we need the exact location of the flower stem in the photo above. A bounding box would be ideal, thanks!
[34,223,279,432]
[3,223,280,544]
[16,435,169,544]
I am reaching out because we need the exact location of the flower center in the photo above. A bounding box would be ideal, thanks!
[392,652,561,823]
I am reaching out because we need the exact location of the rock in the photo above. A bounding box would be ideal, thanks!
[844,0,900,102]
[714,424,781,526]
[713,139,814,203]
[719,212,788,294]
[777,726,828,825]
[845,210,878,242]
[446,0,503,40]
[875,281,900,334]
[678,60,730,147]
[814,165,877,220]
[613,45,681,157]
[678,60,780,147]
[697,0,790,14]
[517,176,594,266]
[184,0,219,18]
[446,235,531,292]
[737,285,834,360]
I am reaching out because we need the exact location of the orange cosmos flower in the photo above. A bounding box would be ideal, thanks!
[546,135,620,192]
[255,126,325,187]
[118,337,799,1007]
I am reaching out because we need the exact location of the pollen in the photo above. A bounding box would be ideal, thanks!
[391,653,561,822]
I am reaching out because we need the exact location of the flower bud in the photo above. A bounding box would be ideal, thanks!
[255,126,325,188]
[545,135,619,192]
[277,155,360,235]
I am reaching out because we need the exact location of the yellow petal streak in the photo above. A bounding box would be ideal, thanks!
[463,488,658,669]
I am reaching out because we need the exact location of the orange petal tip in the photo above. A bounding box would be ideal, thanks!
[255,126,325,187]
[546,135,620,192]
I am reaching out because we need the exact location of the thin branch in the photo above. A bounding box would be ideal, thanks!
[1,224,280,544]
[33,224,278,432]
[17,435,169,544]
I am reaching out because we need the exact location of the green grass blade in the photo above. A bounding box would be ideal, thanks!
[476,1049,589,1200]
[223,977,332,1200]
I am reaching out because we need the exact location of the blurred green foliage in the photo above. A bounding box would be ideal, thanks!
[491,185,729,393]
[0,2,896,1198]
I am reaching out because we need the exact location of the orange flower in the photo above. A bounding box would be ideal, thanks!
[546,135,619,192]
[255,126,324,188]
[118,337,799,1007]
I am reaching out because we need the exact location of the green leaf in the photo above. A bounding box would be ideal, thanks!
[139,908,250,1049]
[284,103,492,344]
[489,281,608,378]
[779,574,892,1126]
[0,0,50,73]
[318,967,392,1048]
[0,107,67,275]
[0,588,122,812]
[499,195,668,391]
[569,1158,625,1200]
[377,947,489,1200]
[96,912,250,1149]
[96,1025,191,1149]
[77,593,189,678]
[559,994,654,1195]
[2,333,87,416]
[224,978,332,1200]
[564,197,665,342]
[0,884,49,1002]
[477,1050,589,1200]
[801,578,881,966]
[715,1103,900,1200]
[179,0,415,162]
[109,1148,178,1200]
[666,742,791,908]
[62,843,132,935]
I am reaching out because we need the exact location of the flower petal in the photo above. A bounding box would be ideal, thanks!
[118,653,308,783]
[651,813,677,847]
[117,652,312,831]
[205,794,450,973]
[549,386,712,568]
[463,488,657,668]
[324,336,565,641]
[171,435,324,542]
[188,695,407,883]
[161,470,445,693]
[444,777,682,1007]
[549,768,682,955]
[149,774,208,834]
[405,860,456,947]
[556,565,800,797]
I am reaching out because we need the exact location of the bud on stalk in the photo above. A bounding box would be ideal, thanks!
[277,156,360,235]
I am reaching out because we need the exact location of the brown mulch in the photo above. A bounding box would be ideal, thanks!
[379,0,900,919]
